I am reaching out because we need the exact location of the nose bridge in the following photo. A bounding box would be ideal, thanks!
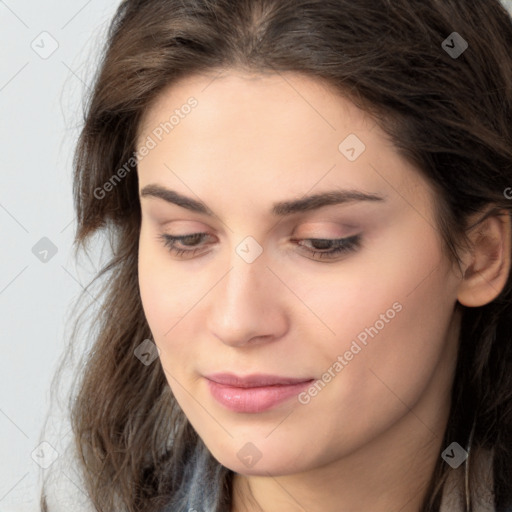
[206,238,285,345]
[218,241,269,313]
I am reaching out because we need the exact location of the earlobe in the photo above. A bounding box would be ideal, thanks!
[457,210,511,307]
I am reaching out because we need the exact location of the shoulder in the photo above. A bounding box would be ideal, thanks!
[160,439,231,512]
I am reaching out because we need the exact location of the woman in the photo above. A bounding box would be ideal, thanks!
[41,0,512,510]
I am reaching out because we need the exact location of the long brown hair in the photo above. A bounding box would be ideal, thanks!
[41,0,512,510]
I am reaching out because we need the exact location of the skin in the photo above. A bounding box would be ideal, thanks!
[136,70,510,512]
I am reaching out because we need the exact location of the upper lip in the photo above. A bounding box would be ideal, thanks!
[205,373,314,388]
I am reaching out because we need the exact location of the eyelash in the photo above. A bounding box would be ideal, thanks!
[156,232,361,261]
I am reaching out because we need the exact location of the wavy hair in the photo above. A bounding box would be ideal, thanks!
[41,0,512,510]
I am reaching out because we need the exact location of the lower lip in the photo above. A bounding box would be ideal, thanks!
[206,379,313,413]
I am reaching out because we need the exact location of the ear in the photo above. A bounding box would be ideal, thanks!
[457,209,511,307]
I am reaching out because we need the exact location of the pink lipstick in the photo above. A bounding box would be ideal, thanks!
[205,373,314,413]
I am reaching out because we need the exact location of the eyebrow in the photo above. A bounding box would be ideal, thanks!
[140,184,385,217]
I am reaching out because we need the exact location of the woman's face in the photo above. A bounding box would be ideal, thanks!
[136,71,462,476]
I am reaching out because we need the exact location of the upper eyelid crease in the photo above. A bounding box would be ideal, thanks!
[139,184,385,217]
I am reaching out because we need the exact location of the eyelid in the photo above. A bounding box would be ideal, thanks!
[296,221,356,232]
[157,231,362,262]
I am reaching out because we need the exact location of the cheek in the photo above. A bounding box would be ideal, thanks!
[284,229,450,349]
[322,237,458,406]
[138,226,213,376]
[138,227,187,345]
[294,224,459,392]
[138,242,169,337]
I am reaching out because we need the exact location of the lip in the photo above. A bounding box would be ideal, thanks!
[205,373,314,413]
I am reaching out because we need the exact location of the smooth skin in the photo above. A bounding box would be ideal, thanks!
[136,70,511,512]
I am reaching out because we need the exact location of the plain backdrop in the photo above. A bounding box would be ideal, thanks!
[0,2,121,510]
[1,1,511,511]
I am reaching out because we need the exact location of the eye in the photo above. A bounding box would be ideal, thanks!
[156,232,362,261]
[157,232,212,258]
[290,234,361,261]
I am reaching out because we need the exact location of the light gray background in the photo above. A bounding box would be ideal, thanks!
[1,1,511,510]
[1,2,121,510]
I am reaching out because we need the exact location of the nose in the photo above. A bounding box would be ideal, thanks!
[205,246,289,347]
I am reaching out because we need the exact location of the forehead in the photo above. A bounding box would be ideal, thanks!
[137,70,373,147]
[136,70,433,218]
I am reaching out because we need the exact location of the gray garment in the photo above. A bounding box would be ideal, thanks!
[161,440,231,512]
[42,438,511,512]
[169,443,511,512]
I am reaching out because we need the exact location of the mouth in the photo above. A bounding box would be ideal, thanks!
[204,373,315,413]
